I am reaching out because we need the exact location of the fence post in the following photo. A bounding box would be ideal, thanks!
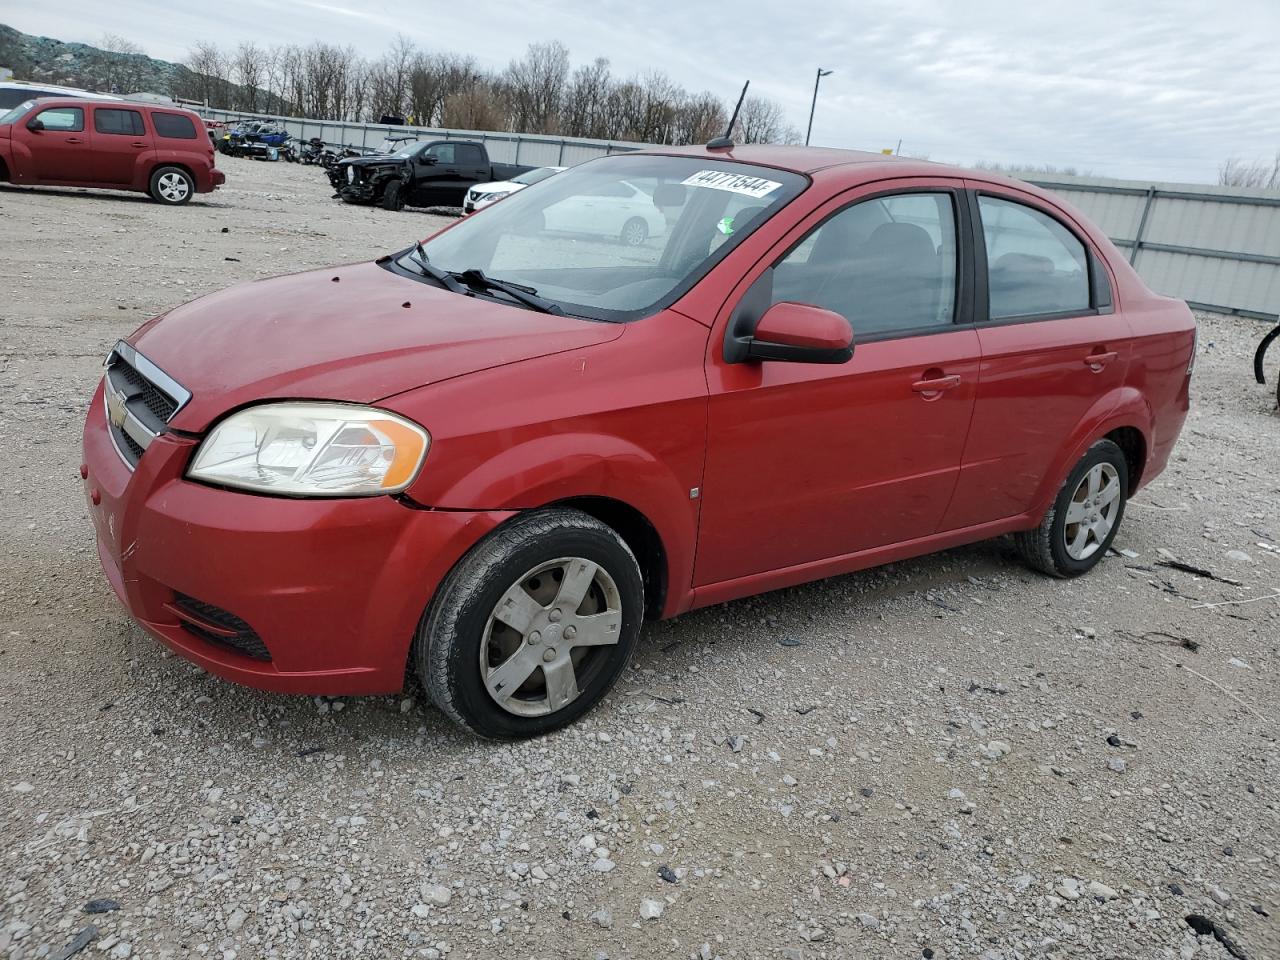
[1130,187,1157,267]
[558,140,566,165]
[514,137,521,165]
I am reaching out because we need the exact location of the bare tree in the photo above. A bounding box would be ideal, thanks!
[232,42,265,112]
[183,41,231,107]
[563,57,611,138]
[504,41,570,133]
[1219,154,1280,189]
[97,33,147,93]
[442,84,508,131]
[735,96,800,144]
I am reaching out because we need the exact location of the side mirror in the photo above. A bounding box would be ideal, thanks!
[741,301,854,364]
[26,118,45,132]
[422,153,439,165]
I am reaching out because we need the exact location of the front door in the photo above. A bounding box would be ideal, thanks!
[22,105,88,182]
[413,142,458,205]
[696,182,981,587]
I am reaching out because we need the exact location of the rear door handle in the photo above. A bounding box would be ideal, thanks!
[1083,350,1118,371]
[131,141,148,148]
[911,374,962,396]
[65,137,84,144]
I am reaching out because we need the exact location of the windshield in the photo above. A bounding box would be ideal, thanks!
[0,100,36,125]
[390,141,425,158]
[401,154,806,322]
[513,167,561,186]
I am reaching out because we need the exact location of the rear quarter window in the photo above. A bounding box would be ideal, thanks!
[152,112,198,140]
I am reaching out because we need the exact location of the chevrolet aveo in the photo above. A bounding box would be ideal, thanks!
[82,145,1195,739]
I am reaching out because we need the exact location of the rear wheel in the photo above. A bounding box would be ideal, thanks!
[149,166,194,205]
[415,509,643,739]
[1015,439,1128,577]
[620,217,649,246]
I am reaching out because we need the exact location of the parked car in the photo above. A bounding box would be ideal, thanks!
[464,166,565,213]
[334,139,532,210]
[0,80,120,111]
[0,97,224,204]
[81,146,1195,739]
[220,121,289,159]
[542,177,667,245]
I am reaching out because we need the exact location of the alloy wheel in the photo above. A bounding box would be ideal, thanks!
[1063,462,1121,560]
[479,557,623,717]
[157,172,190,202]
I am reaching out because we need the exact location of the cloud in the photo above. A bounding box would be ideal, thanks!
[7,0,1278,181]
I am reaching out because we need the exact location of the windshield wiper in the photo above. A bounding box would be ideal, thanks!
[409,243,467,294]
[455,268,564,315]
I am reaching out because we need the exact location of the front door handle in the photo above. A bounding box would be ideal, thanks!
[911,374,962,398]
[131,141,148,148]
[1083,350,1118,372]
[65,137,84,144]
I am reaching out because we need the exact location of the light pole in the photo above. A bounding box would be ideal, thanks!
[805,68,833,146]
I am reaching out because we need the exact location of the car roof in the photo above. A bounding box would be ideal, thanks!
[632,142,1051,198]
[15,96,198,114]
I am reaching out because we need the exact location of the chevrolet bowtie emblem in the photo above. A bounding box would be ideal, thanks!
[106,386,127,429]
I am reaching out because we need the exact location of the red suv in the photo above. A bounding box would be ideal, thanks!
[0,97,224,205]
[80,146,1195,738]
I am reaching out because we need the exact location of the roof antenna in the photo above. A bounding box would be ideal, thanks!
[707,81,749,151]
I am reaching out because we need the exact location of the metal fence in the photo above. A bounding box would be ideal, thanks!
[196,107,1279,320]
[1025,174,1280,321]
[196,106,646,168]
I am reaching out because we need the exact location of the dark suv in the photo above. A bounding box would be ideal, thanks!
[0,97,225,205]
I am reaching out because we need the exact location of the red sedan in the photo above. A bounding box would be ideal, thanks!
[81,145,1195,738]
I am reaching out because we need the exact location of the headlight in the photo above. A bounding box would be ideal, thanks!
[187,403,429,497]
[481,191,510,203]
[346,165,356,183]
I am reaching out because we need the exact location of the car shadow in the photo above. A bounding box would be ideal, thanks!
[0,184,213,206]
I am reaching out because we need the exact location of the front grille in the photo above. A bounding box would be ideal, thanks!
[103,341,190,469]
[170,592,272,661]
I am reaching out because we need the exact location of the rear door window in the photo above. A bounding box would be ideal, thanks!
[456,144,485,166]
[35,107,84,132]
[152,112,198,139]
[94,108,146,136]
[977,195,1090,319]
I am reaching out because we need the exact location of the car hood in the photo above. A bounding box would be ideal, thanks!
[131,260,623,432]
[472,180,521,196]
[340,155,405,169]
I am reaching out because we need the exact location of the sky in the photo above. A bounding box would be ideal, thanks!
[6,0,1279,182]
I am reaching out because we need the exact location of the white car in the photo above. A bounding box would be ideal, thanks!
[542,179,667,246]
[0,81,120,111]
[463,166,565,214]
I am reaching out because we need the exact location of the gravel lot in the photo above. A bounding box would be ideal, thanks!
[1,157,1278,960]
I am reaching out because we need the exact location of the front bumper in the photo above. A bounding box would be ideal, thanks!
[81,380,513,695]
[337,181,378,203]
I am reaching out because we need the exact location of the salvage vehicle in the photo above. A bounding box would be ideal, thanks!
[334,138,531,210]
[0,97,224,204]
[464,165,565,213]
[81,145,1195,738]
[221,121,289,160]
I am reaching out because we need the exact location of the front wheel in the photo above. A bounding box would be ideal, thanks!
[149,166,194,205]
[416,509,644,739]
[381,181,406,211]
[1015,439,1128,577]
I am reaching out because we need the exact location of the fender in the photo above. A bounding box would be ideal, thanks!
[422,432,699,618]
[1026,385,1152,521]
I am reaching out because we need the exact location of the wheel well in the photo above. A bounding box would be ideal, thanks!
[1106,426,1146,494]
[151,162,194,184]
[553,497,667,619]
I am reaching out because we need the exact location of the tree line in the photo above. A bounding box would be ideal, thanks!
[178,37,801,145]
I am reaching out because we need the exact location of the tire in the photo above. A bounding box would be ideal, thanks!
[149,166,194,205]
[415,508,644,739]
[381,181,406,211]
[620,217,649,246]
[1015,439,1128,578]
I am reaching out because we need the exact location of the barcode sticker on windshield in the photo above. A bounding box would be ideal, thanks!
[680,170,782,199]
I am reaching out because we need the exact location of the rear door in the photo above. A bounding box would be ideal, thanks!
[89,106,151,185]
[454,143,489,194]
[22,104,88,182]
[940,185,1131,530]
